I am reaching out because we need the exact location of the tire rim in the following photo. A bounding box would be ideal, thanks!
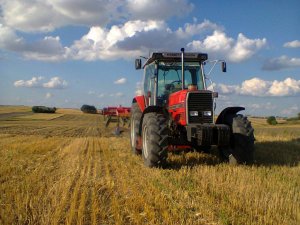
[130,116,135,148]
[142,125,149,159]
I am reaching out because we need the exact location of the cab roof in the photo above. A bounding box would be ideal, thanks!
[143,52,208,68]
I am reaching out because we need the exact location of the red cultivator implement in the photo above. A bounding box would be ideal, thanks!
[102,106,131,128]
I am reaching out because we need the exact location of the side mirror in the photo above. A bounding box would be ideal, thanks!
[222,62,227,72]
[135,59,142,70]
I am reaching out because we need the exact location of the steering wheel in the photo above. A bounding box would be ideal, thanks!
[170,80,182,85]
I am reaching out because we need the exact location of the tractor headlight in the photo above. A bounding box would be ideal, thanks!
[189,111,198,116]
[203,111,212,116]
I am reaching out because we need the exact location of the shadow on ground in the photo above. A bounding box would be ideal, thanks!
[254,138,300,166]
[166,138,300,169]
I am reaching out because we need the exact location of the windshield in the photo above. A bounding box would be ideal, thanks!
[157,62,204,98]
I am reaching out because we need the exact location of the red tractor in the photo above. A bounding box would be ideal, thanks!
[131,48,254,167]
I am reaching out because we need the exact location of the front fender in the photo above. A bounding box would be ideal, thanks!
[216,107,245,125]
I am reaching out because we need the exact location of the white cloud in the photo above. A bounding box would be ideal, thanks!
[283,40,300,48]
[216,77,300,97]
[268,78,300,96]
[43,77,68,89]
[69,19,266,62]
[218,83,239,94]
[262,55,300,71]
[175,19,223,39]
[1,18,267,62]
[114,78,127,84]
[187,31,267,62]
[68,20,167,61]
[0,24,24,50]
[239,77,270,96]
[45,92,53,99]
[0,0,193,32]
[0,24,67,61]
[14,76,68,89]
[14,76,43,88]
[0,0,121,32]
[22,36,67,61]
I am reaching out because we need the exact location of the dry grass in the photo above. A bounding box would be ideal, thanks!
[0,107,299,225]
[0,105,31,113]
[9,113,64,121]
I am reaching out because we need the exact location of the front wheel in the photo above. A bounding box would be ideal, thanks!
[142,113,168,168]
[219,114,255,164]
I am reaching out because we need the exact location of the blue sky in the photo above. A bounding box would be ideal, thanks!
[0,0,299,117]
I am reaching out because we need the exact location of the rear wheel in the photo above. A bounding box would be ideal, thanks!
[130,102,142,155]
[219,114,255,164]
[142,113,168,168]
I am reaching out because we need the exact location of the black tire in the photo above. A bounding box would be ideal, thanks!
[142,112,168,168]
[219,114,255,164]
[130,102,142,155]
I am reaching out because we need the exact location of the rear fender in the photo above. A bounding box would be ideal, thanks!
[216,107,245,125]
[138,106,164,135]
[133,95,146,112]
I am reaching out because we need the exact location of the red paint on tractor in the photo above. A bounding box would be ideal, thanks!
[134,95,146,112]
[168,90,189,126]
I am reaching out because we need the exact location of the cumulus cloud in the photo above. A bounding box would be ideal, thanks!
[0,0,121,32]
[114,78,127,84]
[14,76,68,89]
[43,77,68,89]
[68,19,266,62]
[1,17,267,62]
[14,76,44,88]
[215,77,300,97]
[0,24,67,61]
[187,31,267,62]
[262,55,300,71]
[283,40,300,48]
[68,20,167,61]
[0,0,193,32]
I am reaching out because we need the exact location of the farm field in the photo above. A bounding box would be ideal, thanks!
[0,106,299,225]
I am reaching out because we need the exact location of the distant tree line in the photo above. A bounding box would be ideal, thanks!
[32,106,57,113]
[81,105,97,114]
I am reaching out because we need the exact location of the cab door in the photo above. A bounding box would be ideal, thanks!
[143,64,156,107]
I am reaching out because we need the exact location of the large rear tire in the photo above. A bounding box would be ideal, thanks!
[130,102,142,155]
[219,114,255,164]
[142,113,168,168]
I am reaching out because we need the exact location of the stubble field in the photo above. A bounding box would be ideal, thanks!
[0,106,299,225]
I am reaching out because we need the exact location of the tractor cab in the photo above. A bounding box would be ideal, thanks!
[135,50,210,108]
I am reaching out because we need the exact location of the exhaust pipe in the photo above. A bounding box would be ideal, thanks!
[181,48,185,90]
